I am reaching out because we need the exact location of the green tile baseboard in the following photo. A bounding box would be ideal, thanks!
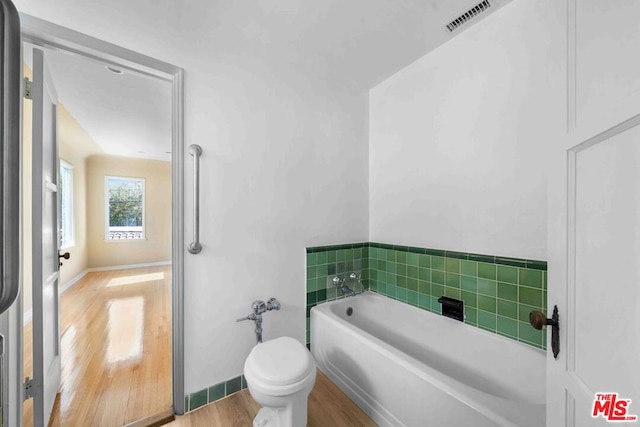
[186,374,247,412]
[306,242,547,350]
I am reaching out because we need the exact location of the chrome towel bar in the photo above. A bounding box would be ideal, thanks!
[187,144,202,254]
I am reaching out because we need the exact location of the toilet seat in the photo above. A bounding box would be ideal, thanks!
[244,337,316,396]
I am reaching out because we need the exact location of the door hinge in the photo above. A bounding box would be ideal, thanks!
[23,376,36,401]
[24,77,32,100]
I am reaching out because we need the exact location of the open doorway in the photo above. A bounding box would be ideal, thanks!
[21,34,178,426]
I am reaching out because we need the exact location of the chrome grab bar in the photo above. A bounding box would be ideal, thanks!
[0,0,22,314]
[187,144,202,254]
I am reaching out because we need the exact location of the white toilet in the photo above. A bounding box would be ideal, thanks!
[244,336,317,427]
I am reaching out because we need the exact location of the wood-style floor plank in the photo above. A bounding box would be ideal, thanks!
[23,266,173,426]
[166,370,376,427]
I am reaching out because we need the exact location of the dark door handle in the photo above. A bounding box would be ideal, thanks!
[529,310,557,329]
[58,251,70,267]
[529,305,560,359]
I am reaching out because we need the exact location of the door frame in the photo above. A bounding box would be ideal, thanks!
[20,14,187,415]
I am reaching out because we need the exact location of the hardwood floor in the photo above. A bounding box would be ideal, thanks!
[24,265,374,426]
[166,370,375,427]
[24,266,173,426]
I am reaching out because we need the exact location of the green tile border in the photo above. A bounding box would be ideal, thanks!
[186,374,248,412]
[367,242,546,270]
[306,242,548,351]
[306,242,369,253]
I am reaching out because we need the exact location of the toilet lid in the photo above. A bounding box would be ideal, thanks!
[245,337,313,386]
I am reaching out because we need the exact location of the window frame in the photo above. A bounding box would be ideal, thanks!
[59,160,75,249]
[104,175,146,242]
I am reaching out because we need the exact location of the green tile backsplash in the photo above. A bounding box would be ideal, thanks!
[305,243,369,346]
[306,242,547,350]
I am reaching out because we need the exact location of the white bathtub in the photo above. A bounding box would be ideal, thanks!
[311,292,545,427]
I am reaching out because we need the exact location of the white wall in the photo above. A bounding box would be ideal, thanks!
[14,1,369,395]
[369,0,555,261]
[58,106,94,287]
[86,155,171,269]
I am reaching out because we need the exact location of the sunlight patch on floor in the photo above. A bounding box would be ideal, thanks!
[106,272,164,287]
[107,297,144,363]
[60,325,78,413]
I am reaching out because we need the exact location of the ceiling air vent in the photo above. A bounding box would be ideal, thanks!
[446,0,491,32]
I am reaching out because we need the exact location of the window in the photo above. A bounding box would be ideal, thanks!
[105,176,145,240]
[59,161,74,248]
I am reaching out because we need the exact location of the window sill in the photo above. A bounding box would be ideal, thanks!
[103,238,147,243]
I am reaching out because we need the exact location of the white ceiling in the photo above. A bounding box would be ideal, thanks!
[192,0,513,91]
[22,0,512,160]
[26,45,172,162]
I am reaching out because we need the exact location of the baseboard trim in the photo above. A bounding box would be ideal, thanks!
[87,260,171,272]
[60,269,89,294]
[185,374,248,413]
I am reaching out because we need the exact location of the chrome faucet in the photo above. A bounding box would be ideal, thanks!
[237,297,281,343]
[333,272,361,297]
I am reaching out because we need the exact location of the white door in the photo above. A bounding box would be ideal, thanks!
[31,47,62,427]
[547,1,640,425]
